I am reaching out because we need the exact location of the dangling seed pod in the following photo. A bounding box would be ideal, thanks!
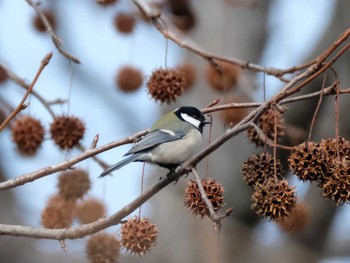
[146,67,185,103]
[288,141,325,183]
[251,178,297,221]
[33,9,57,32]
[11,115,45,156]
[184,178,225,218]
[76,198,106,224]
[114,13,136,34]
[96,0,118,6]
[321,160,350,205]
[121,216,158,255]
[176,63,197,91]
[86,232,120,263]
[242,152,284,187]
[219,96,248,126]
[0,66,8,84]
[57,169,91,201]
[276,203,310,233]
[205,61,240,92]
[50,115,85,150]
[116,66,143,92]
[246,108,284,147]
[167,0,196,31]
[41,194,75,229]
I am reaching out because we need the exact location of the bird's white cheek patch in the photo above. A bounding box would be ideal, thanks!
[181,113,201,129]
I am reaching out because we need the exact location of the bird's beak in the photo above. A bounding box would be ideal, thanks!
[204,115,212,125]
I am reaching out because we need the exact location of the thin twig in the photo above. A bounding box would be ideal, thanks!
[0,63,57,118]
[191,168,220,227]
[0,130,147,190]
[25,0,81,64]
[308,74,328,141]
[0,52,52,132]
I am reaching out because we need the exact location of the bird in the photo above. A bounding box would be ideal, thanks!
[99,106,211,177]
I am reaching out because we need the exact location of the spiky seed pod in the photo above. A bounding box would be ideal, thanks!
[251,178,297,221]
[0,66,7,83]
[319,137,350,164]
[184,178,225,217]
[57,169,91,201]
[96,0,117,6]
[86,232,120,263]
[11,115,45,156]
[276,203,310,233]
[41,194,75,229]
[167,0,196,31]
[121,216,158,255]
[176,63,197,91]
[321,161,350,205]
[76,198,106,224]
[242,152,284,187]
[146,67,185,103]
[317,137,350,186]
[219,96,248,126]
[114,13,136,34]
[205,61,240,92]
[33,10,57,32]
[50,115,85,150]
[116,66,143,92]
[246,108,284,147]
[288,141,325,183]
[171,13,196,31]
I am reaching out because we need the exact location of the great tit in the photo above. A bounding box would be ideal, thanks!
[99,106,211,177]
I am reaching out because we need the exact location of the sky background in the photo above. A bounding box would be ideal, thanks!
[1,0,348,262]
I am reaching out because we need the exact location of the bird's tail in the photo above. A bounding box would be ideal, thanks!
[99,153,142,178]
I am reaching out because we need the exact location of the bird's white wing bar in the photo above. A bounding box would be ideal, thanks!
[124,129,186,155]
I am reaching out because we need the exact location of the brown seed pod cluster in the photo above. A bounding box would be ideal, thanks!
[41,194,75,229]
[33,9,57,33]
[184,178,225,218]
[205,61,240,92]
[114,13,136,34]
[121,216,158,255]
[76,198,106,224]
[289,137,350,205]
[116,66,143,92]
[276,203,310,233]
[241,152,284,187]
[86,232,120,263]
[11,115,45,156]
[57,169,91,201]
[246,108,284,147]
[146,67,185,103]
[50,115,85,150]
[176,63,197,91]
[251,178,297,221]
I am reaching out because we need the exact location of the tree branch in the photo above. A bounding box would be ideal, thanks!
[25,0,81,64]
[0,52,52,132]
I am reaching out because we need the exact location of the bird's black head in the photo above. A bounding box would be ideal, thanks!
[174,106,211,133]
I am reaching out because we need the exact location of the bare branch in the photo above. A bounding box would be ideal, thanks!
[0,130,147,190]
[0,52,52,132]
[25,0,81,64]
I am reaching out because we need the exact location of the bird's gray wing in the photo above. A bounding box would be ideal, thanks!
[125,129,186,155]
